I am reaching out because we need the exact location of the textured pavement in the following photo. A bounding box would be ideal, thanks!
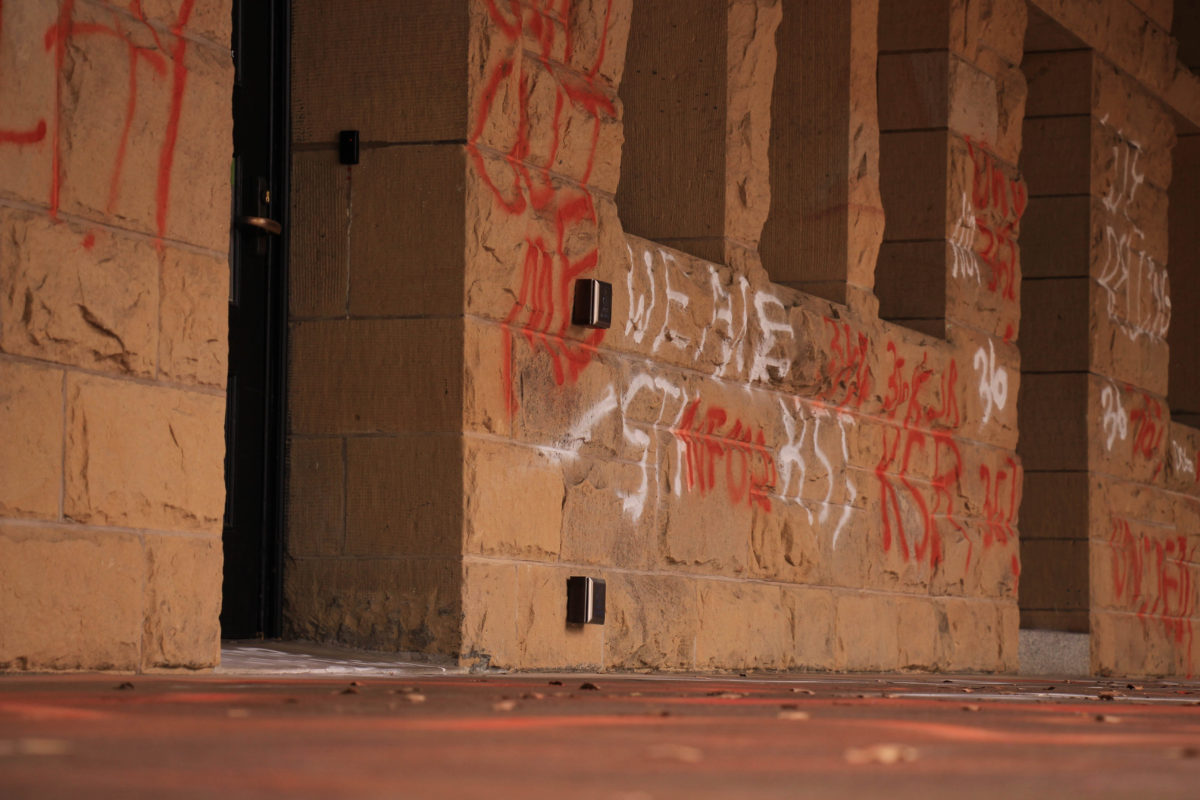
[2,647,1200,799]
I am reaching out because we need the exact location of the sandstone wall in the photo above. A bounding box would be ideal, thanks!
[0,0,231,671]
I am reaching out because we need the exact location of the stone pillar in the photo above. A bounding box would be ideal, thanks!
[284,0,470,655]
[0,0,232,671]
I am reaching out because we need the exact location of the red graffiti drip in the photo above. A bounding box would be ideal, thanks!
[673,399,775,512]
[471,1,616,417]
[819,318,871,410]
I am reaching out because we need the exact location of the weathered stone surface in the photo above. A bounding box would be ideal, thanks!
[286,437,345,558]
[463,436,563,560]
[0,211,158,377]
[64,374,225,532]
[136,0,233,49]
[0,358,62,520]
[780,584,837,668]
[835,593,901,670]
[284,556,462,657]
[159,247,227,388]
[0,523,143,671]
[605,572,698,670]
[345,434,462,557]
[460,558,519,668]
[0,0,56,209]
[512,563,604,669]
[694,579,792,670]
[57,2,232,250]
[142,533,221,670]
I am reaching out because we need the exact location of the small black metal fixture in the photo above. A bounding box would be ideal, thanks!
[338,130,360,165]
[571,279,612,328]
[566,576,605,625]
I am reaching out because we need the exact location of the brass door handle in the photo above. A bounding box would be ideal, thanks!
[237,215,282,235]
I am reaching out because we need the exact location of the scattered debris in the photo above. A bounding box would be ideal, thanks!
[548,680,563,686]
[706,691,745,699]
[521,692,545,701]
[961,688,974,693]
[1097,691,1118,701]
[492,700,517,712]
[402,693,426,704]
[1126,684,1143,691]
[962,705,981,713]
[1095,714,1121,724]
[579,682,600,691]
[227,709,250,719]
[115,682,134,691]
[844,744,918,765]
[648,743,703,763]
[340,686,359,695]
[790,688,815,695]
[778,710,811,721]
[393,687,420,695]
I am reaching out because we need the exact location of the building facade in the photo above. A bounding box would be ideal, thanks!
[2,0,1200,676]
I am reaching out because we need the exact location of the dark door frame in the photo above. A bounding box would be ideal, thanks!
[223,0,290,639]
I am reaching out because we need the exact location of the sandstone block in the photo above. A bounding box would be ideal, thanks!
[941,596,1005,671]
[779,584,836,669]
[464,436,563,560]
[289,318,462,435]
[0,211,157,378]
[0,359,63,520]
[294,0,468,144]
[835,593,901,670]
[290,149,349,319]
[893,595,943,669]
[512,563,604,669]
[348,145,466,317]
[463,316,512,438]
[136,0,233,49]
[159,247,228,388]
[694,579,793,671]
[565,0,632,84]
[284,556,462,656]
[142,533,221,670]
[57,2,232,250]
[0,0,55,208]
[346,434,462,558]
[1091,608,1172,677]
[748,497,829,586]
[460,558,519,669]
[0,523,142,671]
[65,374,225,533]
[286,436,345,558]
[604,572,698,671]
[560,456,657,571]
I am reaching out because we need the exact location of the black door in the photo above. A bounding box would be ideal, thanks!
[222,0,288,638]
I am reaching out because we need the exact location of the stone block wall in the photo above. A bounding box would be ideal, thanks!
[0,0,231,671]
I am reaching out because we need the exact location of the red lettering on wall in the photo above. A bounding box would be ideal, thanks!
[980,457,1021,577]
[470,0,615,417]
[818,318,871,410]
[0,0,49,146]
[674,399,776,512]
[1109,515,1195,675]
[965,137,1025,304]
[875,346,964,569]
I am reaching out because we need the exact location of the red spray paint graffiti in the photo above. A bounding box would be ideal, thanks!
[0,0,191,242]
[673,399,776,512]
[1128,388,1165,478]
[965,137,1026,304]
[469,0,615,416]
[979,457,1021,578]
[875,344,965,570]
[818,317,871,410]
[1109,515,1195,675]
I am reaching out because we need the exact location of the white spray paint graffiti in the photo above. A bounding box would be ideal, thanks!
[698,265,750,378]
[775,399,858,547]
[1170,440,1197,479]
[1101,382,1128,451]
[624,243,656,345]
[749,292,795,384]
[1097,132,1171,343]
[950,192,982,284]
[972,340,1008,426]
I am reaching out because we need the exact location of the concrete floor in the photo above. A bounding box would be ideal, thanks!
[2,643,1199,799]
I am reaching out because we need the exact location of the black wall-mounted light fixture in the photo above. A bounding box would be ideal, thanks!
[566,576,605,625]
